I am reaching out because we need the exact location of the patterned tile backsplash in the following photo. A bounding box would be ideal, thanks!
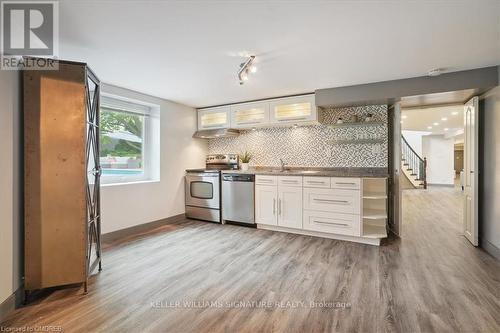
[208,105,388,168]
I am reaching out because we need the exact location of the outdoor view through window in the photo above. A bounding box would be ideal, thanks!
[99,107,144,178]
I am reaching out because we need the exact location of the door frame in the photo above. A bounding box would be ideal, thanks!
[388,102,402,236]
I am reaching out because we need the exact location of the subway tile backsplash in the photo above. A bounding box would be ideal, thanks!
[207,105,388,168]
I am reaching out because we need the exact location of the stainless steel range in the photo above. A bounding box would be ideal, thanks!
[185,154,238,223]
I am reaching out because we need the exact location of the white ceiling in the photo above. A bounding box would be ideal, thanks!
[401,105,464,135]
[58,1,500,108]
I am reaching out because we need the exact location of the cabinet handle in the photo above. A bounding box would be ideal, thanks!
[238,120,261,125]
[277,116,308,122]
[282,180,298,184]
[313,198,348,204]
[258,179,273,182]
[202,124,224,128]
[278,198,282,216]
[334,182,356,185]
[307,180,325,184]
[313,220,349,227]
[273,198,276,215]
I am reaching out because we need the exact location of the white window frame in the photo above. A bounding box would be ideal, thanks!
[99,93,160,185]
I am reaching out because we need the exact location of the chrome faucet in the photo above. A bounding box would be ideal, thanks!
[280,159,287,172]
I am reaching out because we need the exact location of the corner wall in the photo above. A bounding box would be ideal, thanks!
[0,71,22,312]
[480,85,500,259]
[100,84,207,233]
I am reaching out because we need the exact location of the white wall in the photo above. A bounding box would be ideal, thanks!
[0,71,22,306]
[100,84,207,233]
[402,130,428,156]
[422,134,455,185]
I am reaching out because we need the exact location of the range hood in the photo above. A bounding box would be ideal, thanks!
[193,128,240,139]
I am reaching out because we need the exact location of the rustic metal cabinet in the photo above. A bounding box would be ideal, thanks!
[24,59,102,294]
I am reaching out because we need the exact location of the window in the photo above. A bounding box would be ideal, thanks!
[99,95,160,184]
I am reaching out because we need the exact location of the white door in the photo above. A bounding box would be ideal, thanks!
[278,186,303,229]
[255,185,278,226]
[463,97,479,246]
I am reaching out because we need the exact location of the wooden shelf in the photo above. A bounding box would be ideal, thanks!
[328,139,385,145]
[363,192,388,199]
[329,121,384,129]
[362,224,387,238]
[363,209,387,220]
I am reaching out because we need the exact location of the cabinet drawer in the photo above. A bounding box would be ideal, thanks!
[303,176,330,188]
[303,188,360,215]
[303,210,360,236]
[330,177,360,190]
[255,175,277,186]
[278,176,303,187]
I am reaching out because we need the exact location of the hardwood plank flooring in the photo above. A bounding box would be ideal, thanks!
[1,185,499,332]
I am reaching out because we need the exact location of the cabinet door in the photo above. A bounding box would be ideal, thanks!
[269,95,317,124]
[197,106,230,130]
[230,102,269,129]
[255,185,278,226]
[278,186,303,229]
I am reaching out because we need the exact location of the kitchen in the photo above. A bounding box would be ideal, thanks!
[187,93,389,245]
[1,1,499,332]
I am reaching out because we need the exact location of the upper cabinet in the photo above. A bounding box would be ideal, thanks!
[197,94,317,131]
[230,102,269,129]
[269,95,316,124]
[197,106,230,130]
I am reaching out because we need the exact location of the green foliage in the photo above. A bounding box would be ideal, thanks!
[99,108,143,158]
[239,151,252,163]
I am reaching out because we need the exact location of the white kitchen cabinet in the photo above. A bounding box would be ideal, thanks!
[278,186,303,229]
[303,176,330,188]
[303,210,360,236]
[303,187,360,215]
[269,95,317,124]
[230,102,269,129]
[255,184,278,226]
[255,175,302,229]
[197,106,230,130]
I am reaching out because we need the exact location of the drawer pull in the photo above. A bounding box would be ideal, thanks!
[313,220,349,227]
[258,179,273,182]
[334,182,357,185]
[282,180,298,183]
[306,181,325,184]
[313,198,349,204]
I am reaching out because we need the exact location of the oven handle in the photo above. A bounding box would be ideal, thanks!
[186,173,219,178]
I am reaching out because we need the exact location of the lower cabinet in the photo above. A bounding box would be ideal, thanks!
[278,186,303,229]
[255,178,303,229]
[303,210,360,236]
[255,185,278,226]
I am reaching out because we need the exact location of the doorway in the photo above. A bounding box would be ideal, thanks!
[390,90,479,246]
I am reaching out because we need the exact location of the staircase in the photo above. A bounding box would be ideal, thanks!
[401,135,427,189]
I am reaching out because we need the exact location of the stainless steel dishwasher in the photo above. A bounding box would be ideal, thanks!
[222,174,255,225]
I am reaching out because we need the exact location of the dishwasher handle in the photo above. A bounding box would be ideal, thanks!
[222,174,255,182]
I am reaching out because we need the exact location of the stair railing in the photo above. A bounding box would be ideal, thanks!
[401,135,427,189]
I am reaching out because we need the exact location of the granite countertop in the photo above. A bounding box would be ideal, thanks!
[221,167,389,178]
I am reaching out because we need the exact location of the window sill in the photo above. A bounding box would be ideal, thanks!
[101,179,160,187]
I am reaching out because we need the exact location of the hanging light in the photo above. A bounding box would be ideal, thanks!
[238,55,256,85]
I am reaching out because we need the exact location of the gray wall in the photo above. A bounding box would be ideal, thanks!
[0,71,23,308]
[481,85,500,259]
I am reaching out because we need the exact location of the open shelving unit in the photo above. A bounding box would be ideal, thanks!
[361,178,388,239]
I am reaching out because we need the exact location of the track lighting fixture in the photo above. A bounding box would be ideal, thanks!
[238,55,256,85]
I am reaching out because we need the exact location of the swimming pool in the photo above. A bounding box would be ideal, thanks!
[101,169,143,175]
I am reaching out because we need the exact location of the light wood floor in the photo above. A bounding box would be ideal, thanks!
[2,186,499,332]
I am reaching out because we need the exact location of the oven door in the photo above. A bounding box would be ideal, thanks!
[185,173,220,209]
